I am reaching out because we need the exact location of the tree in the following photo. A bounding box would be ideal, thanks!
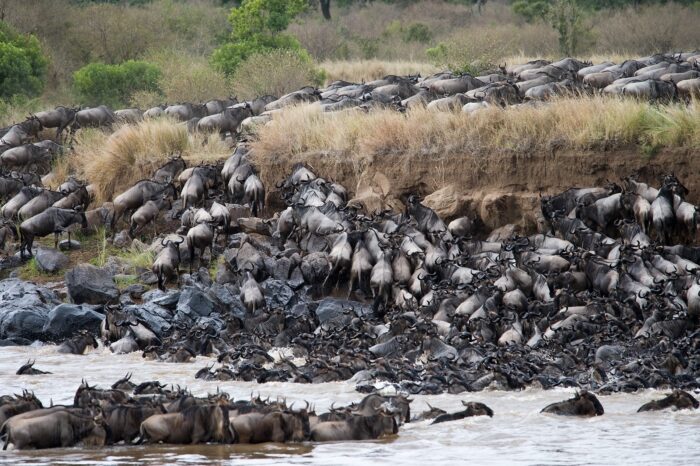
[511,0,591,55]
[212,0,309,75]
[0,21,47,100]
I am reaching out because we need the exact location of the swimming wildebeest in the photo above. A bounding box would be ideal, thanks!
[541,391,604,416]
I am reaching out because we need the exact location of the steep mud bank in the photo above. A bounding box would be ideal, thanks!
[258,146,698,232]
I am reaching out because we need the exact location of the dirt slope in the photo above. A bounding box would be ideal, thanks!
[258,146,699,233]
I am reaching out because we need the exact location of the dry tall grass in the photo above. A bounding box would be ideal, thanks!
[66,119,230,203]
[321,60,439,83]
[251,97,700,165]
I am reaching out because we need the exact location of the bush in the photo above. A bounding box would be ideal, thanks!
[426,29,516,75]
[231,49,326,100]
[0,21,47,100]
[73,60,161,108]
[212,0,308,76]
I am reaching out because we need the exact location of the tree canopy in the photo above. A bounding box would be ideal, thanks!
[0,21,47,100]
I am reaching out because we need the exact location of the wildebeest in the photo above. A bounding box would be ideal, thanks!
[19,207,87,258]
[129,197,172,238]
[431,401,493,424]
[231,409,309,444]
[139,404,230,444]
[1,409,106,450]
[34,106,78,140]
[153,156,186,184]
[0,143,53,171]
[541,391,604,416]
[310,413,396,441]
[74,106,115,129]
[196,105,253,138]
[16,360,51,375]
[58,332,99,354]
[105,404,166,444]
[637,390,699,412]
[152,236,184,290]
[111,180,177,231]
[0,117,42,147]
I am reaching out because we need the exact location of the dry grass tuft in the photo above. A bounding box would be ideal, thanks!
[252,97,700,165]
[321,60,439,83]
[67,119,231,203]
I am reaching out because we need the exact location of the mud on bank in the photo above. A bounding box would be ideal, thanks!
[255,145,699,233]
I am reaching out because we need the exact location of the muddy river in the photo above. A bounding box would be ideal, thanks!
[0,345,697,465]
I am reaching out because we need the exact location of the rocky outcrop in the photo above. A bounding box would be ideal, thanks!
[0,279,61,343]
[65,264,119,305]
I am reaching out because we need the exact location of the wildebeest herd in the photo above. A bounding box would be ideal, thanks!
[0,53,699,450]
[0,380,696,449]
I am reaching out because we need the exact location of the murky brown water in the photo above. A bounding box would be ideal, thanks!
[0,344,698,465]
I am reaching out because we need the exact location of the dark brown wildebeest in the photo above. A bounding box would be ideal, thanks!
[73,380,130,409]
[104,404,166,444]
[139,404,231,444]
[637,390,699,412]
[16,360,52,375]
[1,409,105,450]
[310,412,397,441]
[541,391,604,416]
[431,401,494,424]
[231,409,310,444]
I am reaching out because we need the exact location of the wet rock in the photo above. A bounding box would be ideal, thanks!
[300,252,329,284]
[139,271,159,285]
[209,283,246,319]
[288,267,305,290]
[216,265,236,285]
[175,286,220,321]
[42,303,104,339]
[58,239,81,251]
[0,279,61,342]
[35,248,69,273]
[113,229,132,248]
[124,302,173,337]
[263,279,295,308]
[271,256,293,281]
[314,297,372,326]
[124,283,147,299]
[65,264,119,305]
[147,289,180,309]
[238,217,270,235]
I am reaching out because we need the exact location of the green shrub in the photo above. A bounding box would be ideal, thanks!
[402,23,433,43]
[212,0,309,76]
[73,60,161,107]
[231,49,326,100]
[426,29,514,75]
[0,21,47,100]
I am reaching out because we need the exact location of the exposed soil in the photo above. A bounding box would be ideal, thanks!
[258,145,699,232]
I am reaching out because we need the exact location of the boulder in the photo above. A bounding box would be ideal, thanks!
[35,248,69,273]
[42,303,104,339]
[113,229,131,248]
[58,239,81,251]
[124,302,173,337]
[314,297,373,327]
[174,286,220,321]
[0,279,61,342]
[300,252,329,285]
[263,279,295,308]
[238,218,271,236]
[65,264,119,305]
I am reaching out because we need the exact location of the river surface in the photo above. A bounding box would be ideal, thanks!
[0,344,697,466]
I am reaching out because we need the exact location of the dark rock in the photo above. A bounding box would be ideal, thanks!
[35,248,69,273]
[124,302,173,337]
[238,217,270,235]
[0,337,32,346]
[315,298,373,326]
[209,284,247,320]
[216,266,236,285]
[113,229,131,248]
[124,284,147,299]
[65,264,119,305]
[42,303,104,339]
[263,279,295,308]
[175,286,220,321]
[148,290,180,309]
[0,279,61,341]
[139,271,159,285]
[300,252,329,285]
[271,257,293,281]
[58,239,81,251]
[288,267,305,290]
